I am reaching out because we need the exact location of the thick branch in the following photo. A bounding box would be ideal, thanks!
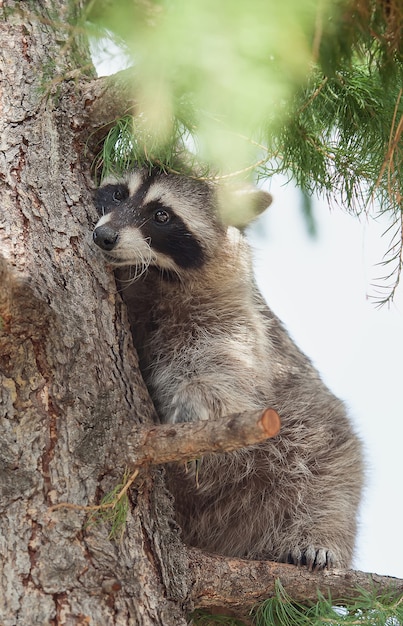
[80,70,135,133]
[187,548,403,613]
[60,70,136,158]
[123,408,280,467]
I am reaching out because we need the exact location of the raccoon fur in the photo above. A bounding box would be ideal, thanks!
[93,168,364,570]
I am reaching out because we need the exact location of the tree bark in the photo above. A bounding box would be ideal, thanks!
[0,4,189,624]
[188,549,403,619]
[122,408,280,467]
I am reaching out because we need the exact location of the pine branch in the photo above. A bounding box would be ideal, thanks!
[80,0,403,301]
[51,409,280,539]
[123,408,281,467]
[58,71,136,163]
[81,69,135,130]
[187,548,403,617]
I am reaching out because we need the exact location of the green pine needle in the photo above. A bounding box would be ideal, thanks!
[86,470,132,541]
[252,579,403,626]
[190,582,403,626]
[88,0,403,303]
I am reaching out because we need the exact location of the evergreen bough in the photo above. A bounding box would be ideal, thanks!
[89,0,403,303]
[191,579,403,625]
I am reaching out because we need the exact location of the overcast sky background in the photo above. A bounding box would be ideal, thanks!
[248,178,403,578]
[94,41,403,580]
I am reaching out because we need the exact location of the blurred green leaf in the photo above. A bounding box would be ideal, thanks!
[88,0,331,171]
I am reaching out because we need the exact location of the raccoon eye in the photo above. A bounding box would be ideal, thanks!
[113,189,124,202]
[154,209,170,224]
[112,185,129,204]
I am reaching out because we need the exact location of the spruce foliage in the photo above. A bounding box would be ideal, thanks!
[88,0,403,301]
[252,580,403,626]
[191,580,403,626]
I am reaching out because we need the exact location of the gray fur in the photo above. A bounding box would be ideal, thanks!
[93,169,364,570]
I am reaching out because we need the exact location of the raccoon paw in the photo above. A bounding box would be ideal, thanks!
[285,546,337,571]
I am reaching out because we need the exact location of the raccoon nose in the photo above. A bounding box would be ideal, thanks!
[93,225,119,251]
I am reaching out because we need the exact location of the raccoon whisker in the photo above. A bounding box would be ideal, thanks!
[115,253,153,294]
[158,266,183,284]
[117,269,141,292]
[171,265,185,284]
[135,239,152,279]
[133,263,150,281]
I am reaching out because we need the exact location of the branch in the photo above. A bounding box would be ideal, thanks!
[123,408,280,467]
[52,409,279,516]
[80,70,136,134]
[187,548,403,614]
[58,70,136,157]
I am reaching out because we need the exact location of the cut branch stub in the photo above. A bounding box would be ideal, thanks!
[124,408,281,468]
[258,408,281,437]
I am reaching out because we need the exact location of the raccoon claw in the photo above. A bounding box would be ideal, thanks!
[286,546,336,571]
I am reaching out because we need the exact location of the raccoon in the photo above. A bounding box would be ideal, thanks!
[93,168,364,570]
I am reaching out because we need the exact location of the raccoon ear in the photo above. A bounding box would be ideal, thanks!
[217,184,273,229]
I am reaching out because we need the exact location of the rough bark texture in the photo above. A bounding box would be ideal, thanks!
[122,408,281,467]
[0,3,189,624]
[188,549,403,620]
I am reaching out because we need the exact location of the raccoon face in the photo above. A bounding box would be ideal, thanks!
[93,169,222,272]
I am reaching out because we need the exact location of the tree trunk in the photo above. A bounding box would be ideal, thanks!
[0,3,189,624]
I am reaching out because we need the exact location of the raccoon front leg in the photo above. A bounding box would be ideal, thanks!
[270,461,360,569]
[262,508,355,570]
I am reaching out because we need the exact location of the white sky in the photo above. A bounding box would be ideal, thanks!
[248,177,403,578]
